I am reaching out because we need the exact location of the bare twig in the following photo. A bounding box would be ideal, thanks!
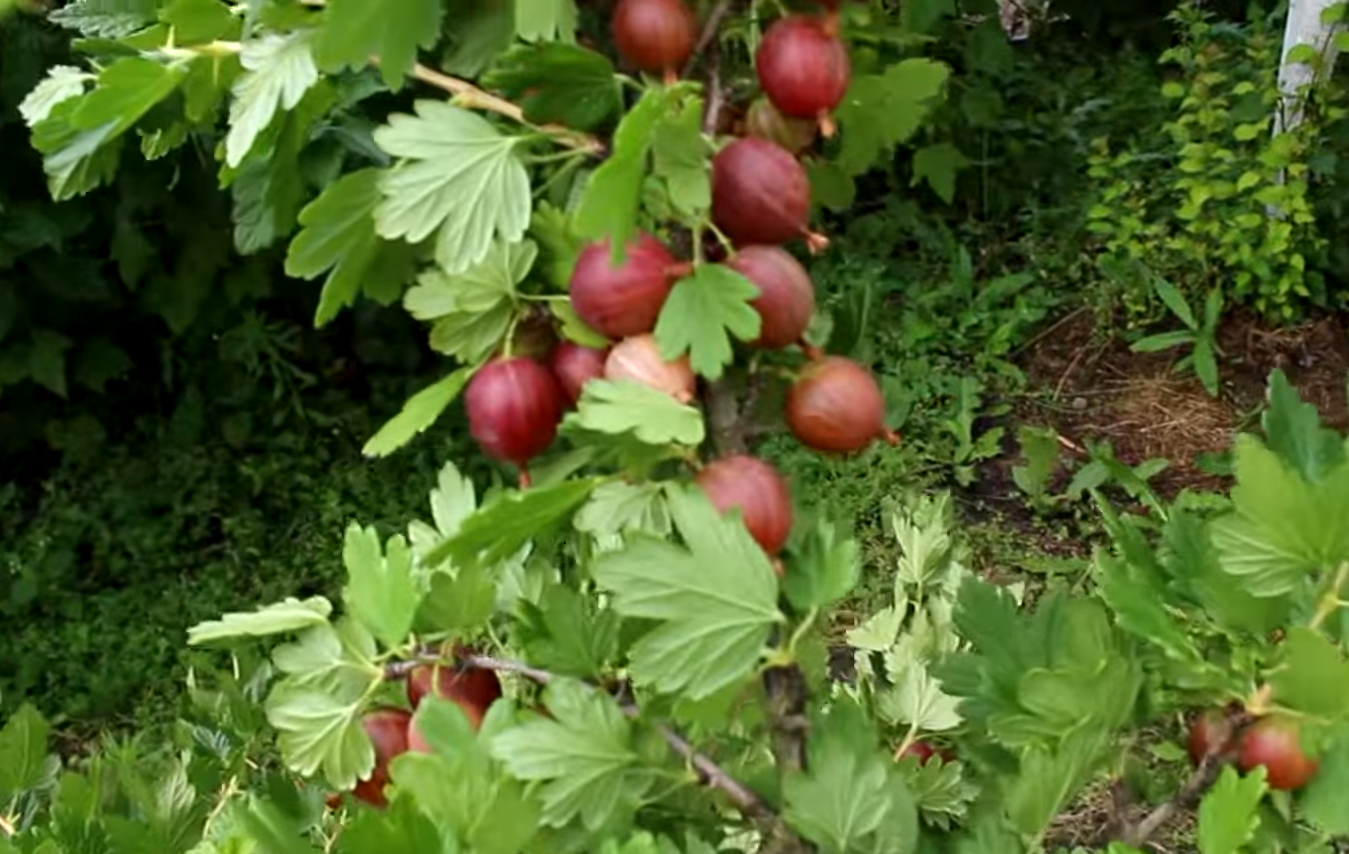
[1121,707,1249,848]
[401,61,604,154]
[683,0,736,80]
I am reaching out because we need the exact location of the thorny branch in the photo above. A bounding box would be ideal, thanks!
[1121,706,1251,848]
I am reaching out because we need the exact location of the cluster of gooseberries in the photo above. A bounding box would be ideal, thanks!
[461,0,890,561]
[1187,709,1319,791]
[338,655,503,808]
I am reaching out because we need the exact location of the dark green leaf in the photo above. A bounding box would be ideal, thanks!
[416,564,497,633]
[287,169,418,326]
[0,704,50,801]
[833,59,949,176]
[910,142,967,204]
[431,478,600,568]
[1267,627,1349,718]
[483,43,620,130]
[439,0,516,78]
[314,0,442,89]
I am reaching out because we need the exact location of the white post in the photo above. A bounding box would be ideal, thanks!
[1275,0,1343,136]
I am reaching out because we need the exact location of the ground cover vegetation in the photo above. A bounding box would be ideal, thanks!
[4,0,1349,851]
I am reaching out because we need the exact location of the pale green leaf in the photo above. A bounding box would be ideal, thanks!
[513,0,576,42]
[403,239,536,319]
[48,0,157,37]
[341,524,419,648]
[910,142,968,204]
[226,32,320,167]
[266,682,372,790]
[834,59,950,176]
[19,66,92,127]
[373,100,531,274]
[187,596,333,645]
[572,379,705,446]
[1300,739,1349,835]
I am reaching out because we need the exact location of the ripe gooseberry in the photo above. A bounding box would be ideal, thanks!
[604,333,696,403]
[711,137,828,253]
[756,15,851,137]
[1238,717,1319,791]
[743,97,817,155]
[569,234,683,339]
[611,0,697,83]
[898,741,953,765]
[695,455,794,555]
[725,245,816,349]
[464,357,565,484]
[352,708,412,808]
[550,341,610,405]
[1187,709,1234,765]
[785,356,898,453]
[406,663,503,729]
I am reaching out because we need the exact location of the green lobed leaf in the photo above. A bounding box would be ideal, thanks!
[589,486,785,699]
[187,596,333,645]
[489,679,648,830]
[49,0,157,37]
[285,169,419,327]
[415,564,497,634]
[783,701,919,854]
[336,797,443,854]
[1300,737,1349,835]
[653,264,760,380]
[1212,434,1349,596]
[373,100,532,274]
[571,379,705,446]
[513,0,577,43]
[1266,627,1349,718]
[403,238,535,319]
[833,59,950,176]
[574,480,672,537]
[0,704,50,801]
[271,619,380,697]
[1096,550,1204,664]
[341,524,419,648]
[895,754,978,830]
[226,32,320,167]
[1197,765,1264,854]
[1262,368,1344,483]
[265,681,372,790]
[362,366,477,458]
[573,86,680,247]
[515,584,620,677]
[159,0,238,44]
[910,142,968,205]
[481,42,620,130]
[314,0,443,89]
[783,515,860,611]
[429,478,601,569]
[650,96,711,219]
[19,66,92,128]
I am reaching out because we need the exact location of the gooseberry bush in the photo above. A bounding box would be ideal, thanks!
[8,1,1349,853]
